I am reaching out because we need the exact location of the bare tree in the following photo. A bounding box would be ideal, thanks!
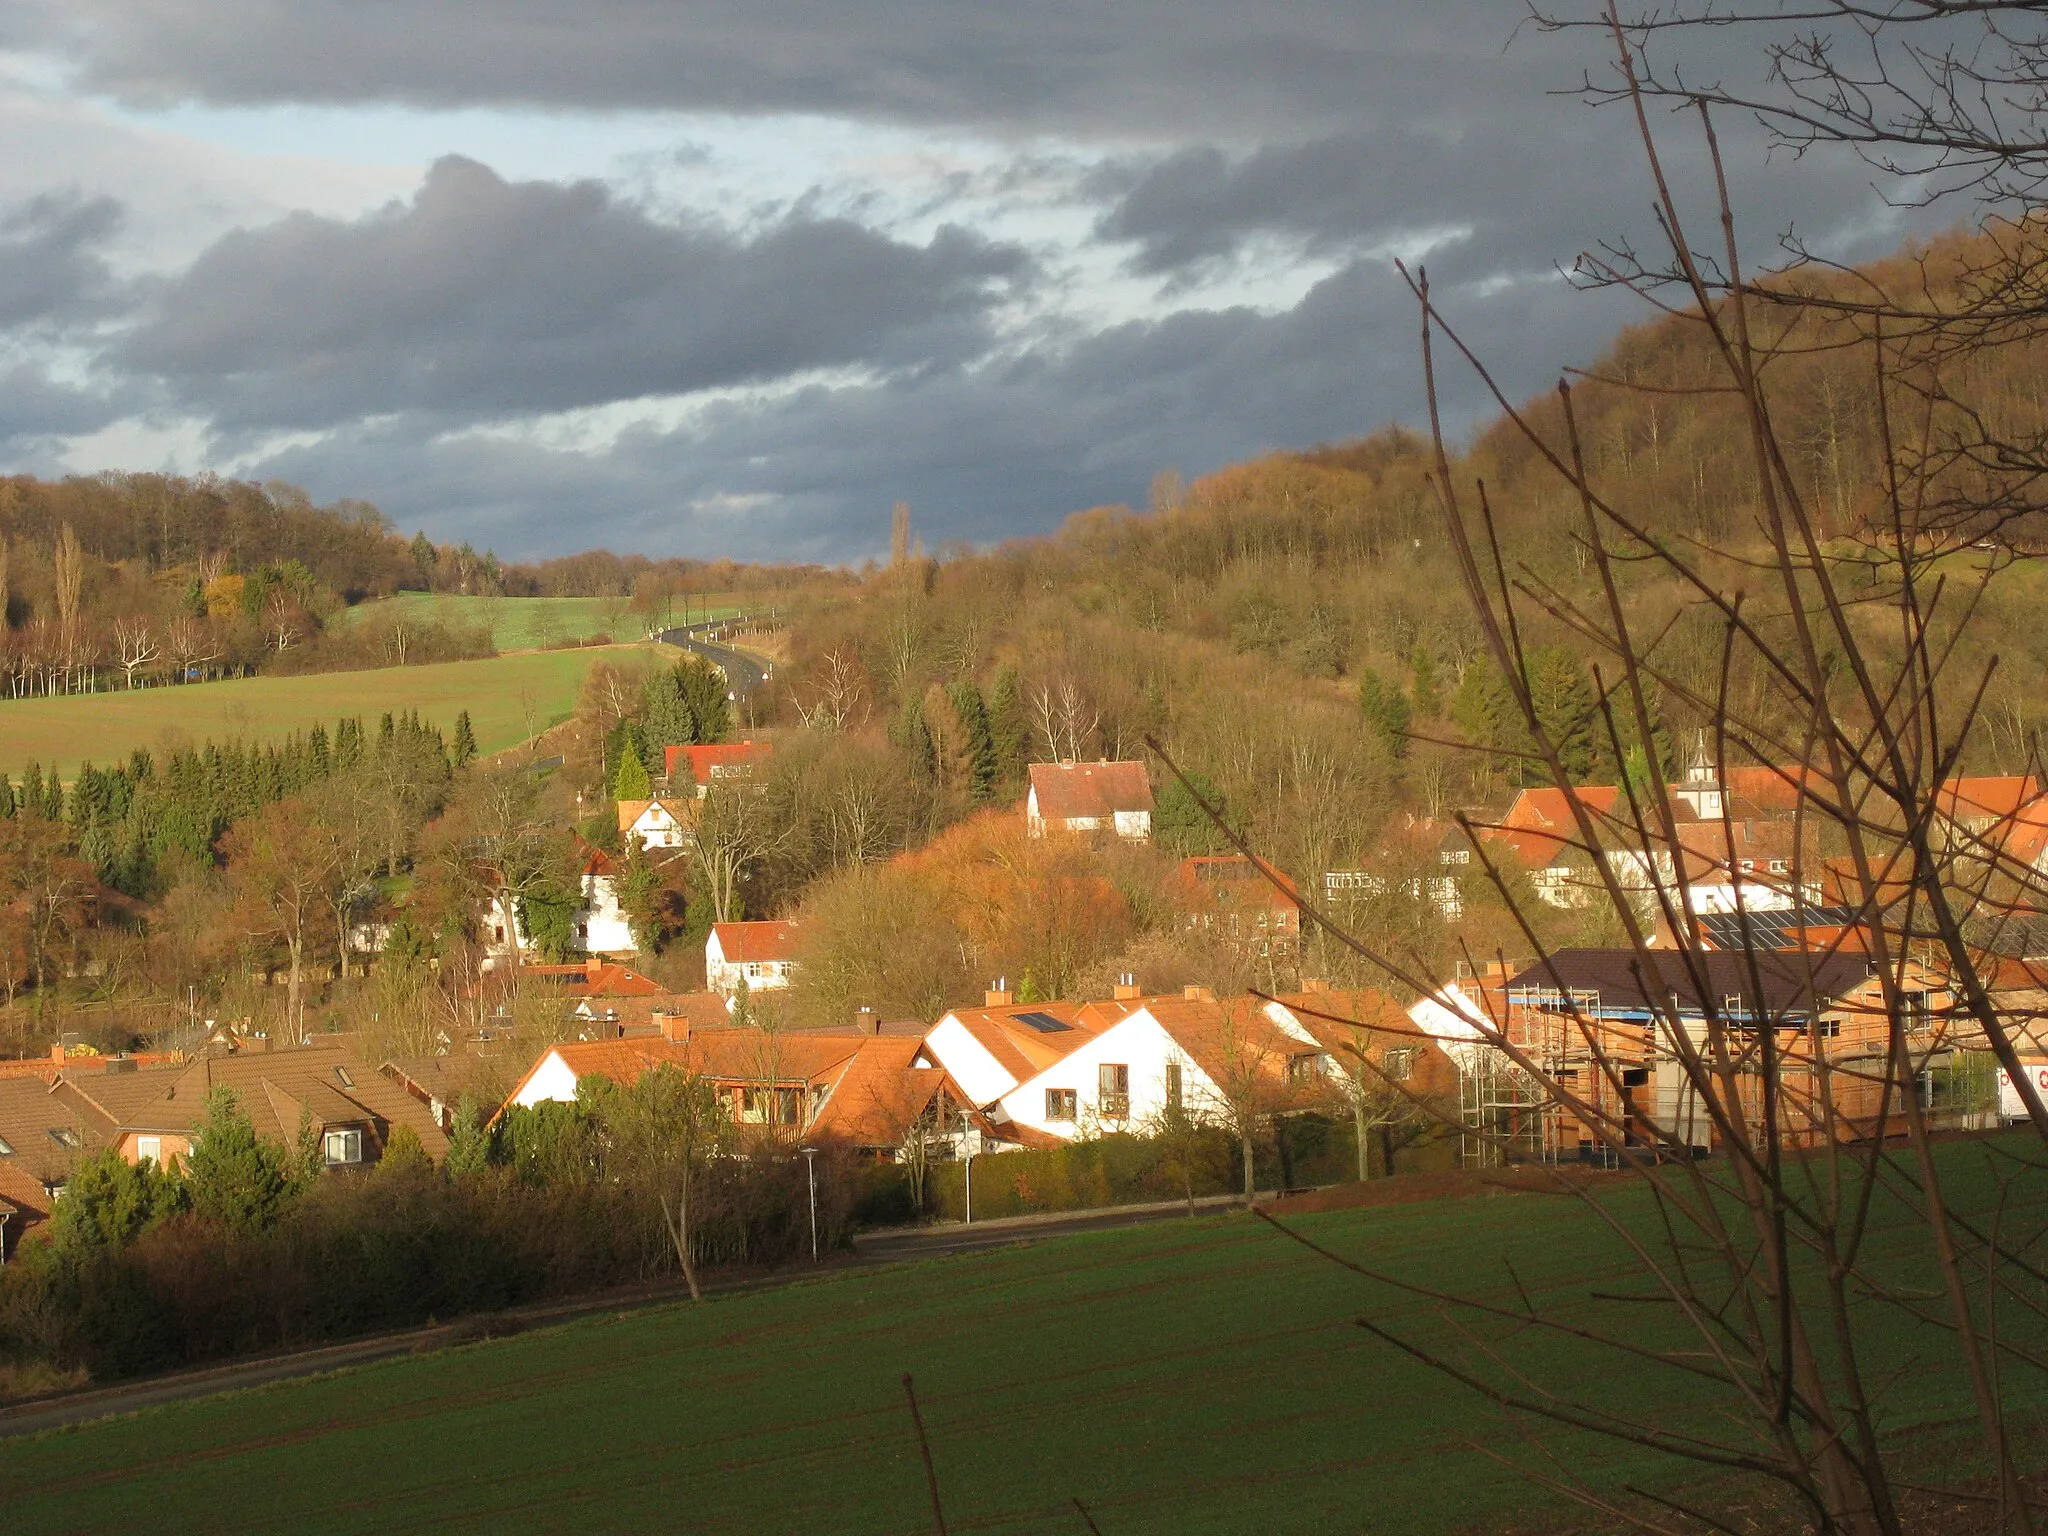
[112,617,160,689]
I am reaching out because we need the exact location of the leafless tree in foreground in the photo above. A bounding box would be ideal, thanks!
[1157,10,2048,1532]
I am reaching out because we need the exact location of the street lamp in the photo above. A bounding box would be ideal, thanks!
[801,1146,819,1261]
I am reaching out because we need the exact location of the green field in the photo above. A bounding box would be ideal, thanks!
[334,593,741,650]
[4,1149,2039,1536]
[0,647,655,780]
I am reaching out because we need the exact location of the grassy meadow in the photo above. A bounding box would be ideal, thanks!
[333,592,742,650]
[0,646,656,780]
[5,1141,2040,1536]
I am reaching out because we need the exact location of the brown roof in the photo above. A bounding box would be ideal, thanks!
[1028,761,1153,822]
[711,920,799,964]
[806,1038,964,1149]
[0,1076,104,1190]
[126,1047,451,1158]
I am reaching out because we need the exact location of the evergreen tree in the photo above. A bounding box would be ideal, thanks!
[1528,646,1599,784]
[187,1088,292,1231]
[948,680,999,802]
[452,710,477,767]
[1154,770,1234,856]
[1410,645,1443,717]
[49,1148,186,1252]
[1358,668,1413,760]
[444,1096,493,1179]
[988,664,1027,787]
[613,748,653,802]
[890,695,933,778]
[675,655,732,743]
[643,666,697,754]
[40,766,63,821]
[0,773,12,819]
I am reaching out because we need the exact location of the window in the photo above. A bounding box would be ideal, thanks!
[1045,1088,1078,1122]
[1768,859,1789,874]
[0,1133,12,1156]
[324,1128,363,1165]
[1288,1053,1330,1086]
[136,1135,162,1164]
[1902,991,1933,1034]
[45,1127,81,1150]
[1165,1062,1183,1111]
[1384,1048,1420,1082]
[333,1065,355,1089]
[1098,1063,1130,1118]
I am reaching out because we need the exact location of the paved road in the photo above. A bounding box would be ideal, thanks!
[655,619,770,697]
[0,1196,1245,1440]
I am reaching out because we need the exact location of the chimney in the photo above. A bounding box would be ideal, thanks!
[856,1007,880,1036]
[1183,984,1215,1002]
[1112,972,1141,1002]
[657,1010,691,1044]
[1300,977,1328,994]
[984,976,1014,1008]
[48,1043,64,1064]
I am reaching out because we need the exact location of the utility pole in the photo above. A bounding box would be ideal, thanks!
[802,1145,819,1261]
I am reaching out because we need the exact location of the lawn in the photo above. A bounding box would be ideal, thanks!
[5,1143,2041,1536]
[333,593,742,650]
[0,646,656,781]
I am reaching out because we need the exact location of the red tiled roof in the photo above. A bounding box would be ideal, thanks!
[668,741,771,787]
[1028,761,1153,822]
[711,920,799,964]
[1937,775,2040,823]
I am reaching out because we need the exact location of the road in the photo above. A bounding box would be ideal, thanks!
[655,618,770,697]
[0,1196,1245,1440]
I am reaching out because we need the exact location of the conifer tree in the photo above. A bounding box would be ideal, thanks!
[452,710,477,767]
[614,746,653,802]
[988,664,1027,788]
[948,679,999,802]
[1358,668,1412,760]
[1410,645,1443,717]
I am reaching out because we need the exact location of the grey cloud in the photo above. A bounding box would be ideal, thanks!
[118,156,1029,431]
[241,254,1637,562]
[10,0,1544,138]
[0,192,122,330]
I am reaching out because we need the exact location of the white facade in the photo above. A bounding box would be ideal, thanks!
[988,1011,1207,1140]
[920,1015,1024,1106]
[576,873,636,954]
[704,928,795,996]
[1023,787,1152,841]
[2000,1061,2048,1120]
[509,1049,582,1109]
[625,800,688,851]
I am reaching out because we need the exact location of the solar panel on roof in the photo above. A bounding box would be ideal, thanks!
[1013,1011,1071,1033]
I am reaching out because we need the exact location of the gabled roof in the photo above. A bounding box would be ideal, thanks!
[0,1075,105,1188]
[805,1039,962,1149]
[1479,785,1622,868]
[1175,856,1301,912]
[1028,761,1153,822]
[934,998,1131,1085]
[1937,774,2040,824]
[1138,995,1325,1107]
[617,796,689,833]
[668,741,772,788]
[710,920,799,964]
[525,959,667,997]
[122,1047,450,1155]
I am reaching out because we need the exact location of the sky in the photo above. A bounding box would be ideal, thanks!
[0,2,1926,563]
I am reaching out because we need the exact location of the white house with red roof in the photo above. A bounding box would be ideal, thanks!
[666,740,772,798]
[706,919,799,996]
[1025,760,1153,840]
[616,795,690,851]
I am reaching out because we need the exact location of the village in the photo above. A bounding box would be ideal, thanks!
[2,729,2039,1265]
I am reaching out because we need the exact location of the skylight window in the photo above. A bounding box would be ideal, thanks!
[46,1127,81,1150]
[1013,1011,1071,1034]
[0,1134,13,1156]
[334,1065,355,1088]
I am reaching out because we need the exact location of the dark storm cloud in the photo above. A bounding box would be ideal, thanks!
[242,255,1638,562]
[117,156,1029,431]
[10,0,1524,138]
[0,192,123,330]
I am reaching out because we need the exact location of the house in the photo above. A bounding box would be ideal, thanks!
[1935,774,2040,840]
[706,920,799,996]
[572,843,637,954]
[380,1054,511,1133]
[666,740,772,798]
[1175,856,1301,956]
[104,1045,450,1171]
[1495,948,1913,1158]
[920,984,1327,1144]
[0,1074,112,1256]
[617,795,691,851]
[1025,761,1153,839]
[500,1028,992,1158]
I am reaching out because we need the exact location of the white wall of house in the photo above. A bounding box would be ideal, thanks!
[920,1016,1023,1105]
[1112,809,1151,839]
[704,931,794,996]
[510,1051,581,1109]
[628,802,686,850]
[577,874,636,954]
[992,1011,1225,1141]
[2001,1061,2048,1120]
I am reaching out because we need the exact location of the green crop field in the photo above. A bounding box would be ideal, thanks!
[0,646,657,781]
[5,1145,2040,1536]
[334,593,742,650]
